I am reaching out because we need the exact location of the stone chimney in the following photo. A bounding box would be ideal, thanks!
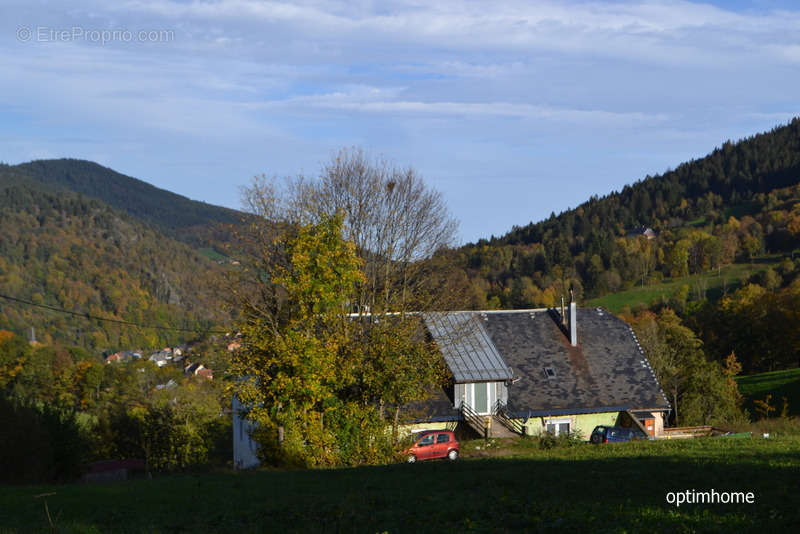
[568,287,577,346]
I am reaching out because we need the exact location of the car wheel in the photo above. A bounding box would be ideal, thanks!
[590,434,602,444]
[447,449,458,461]
[407,454,417,463]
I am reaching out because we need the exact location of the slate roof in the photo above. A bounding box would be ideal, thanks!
[423,312,513,383]
[403,387,461,423]
[423,308,670,418]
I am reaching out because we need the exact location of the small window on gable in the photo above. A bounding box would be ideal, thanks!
[544,367,556,379]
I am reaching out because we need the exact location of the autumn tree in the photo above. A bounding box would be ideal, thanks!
[229,212,445,467]
[234,150,460,465]
[631,309,744,426]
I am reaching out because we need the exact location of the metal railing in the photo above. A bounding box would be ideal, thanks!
[493,400,525,435]
[461,402,488,439]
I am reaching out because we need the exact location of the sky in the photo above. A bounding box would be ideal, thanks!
[2,1,800,244]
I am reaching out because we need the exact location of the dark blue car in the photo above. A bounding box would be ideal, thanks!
[590,425,646,444]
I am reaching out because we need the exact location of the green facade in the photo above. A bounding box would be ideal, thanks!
[521,411,622,440]
[401,412,626,441]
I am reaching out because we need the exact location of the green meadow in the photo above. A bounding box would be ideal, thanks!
[737,368,800,418]
[2,434,799,533]
[586,260,779,313]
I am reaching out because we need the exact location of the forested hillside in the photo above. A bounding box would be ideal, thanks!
[446,118,800,374]
[451,119,800,307]
[3,120,800,367]
[6,159,244,247]
[0,169,230,351]
[498,118,800,247]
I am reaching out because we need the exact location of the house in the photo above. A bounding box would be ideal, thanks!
[185,362,203,375]
[105,352,123,364]
[412,299,670,439]
[196,367,213,380]
[148,350,172,367]
[155,378,177,391]
[232,299,670,467]
[185,362,213,379]
[626,226,657,240]
[105,350,142,364]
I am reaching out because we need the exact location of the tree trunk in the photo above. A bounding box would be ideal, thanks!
[672,390,679,426]
[392,407,400,443]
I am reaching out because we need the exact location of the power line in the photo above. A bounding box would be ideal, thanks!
[0,293,228,335]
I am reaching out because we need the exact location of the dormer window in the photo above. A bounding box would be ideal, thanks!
[544,367,556,379]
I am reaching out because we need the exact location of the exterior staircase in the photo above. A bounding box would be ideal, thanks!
[489,416,520,438]
[461,403,488,438]
[461,401,525,438]
[493,400,525,436]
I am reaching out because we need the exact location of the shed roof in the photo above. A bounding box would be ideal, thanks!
[423,312,513,383]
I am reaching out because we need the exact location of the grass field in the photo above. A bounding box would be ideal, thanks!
[197,247,229,262]
[737,368,800,418]
[2,435,800,533]
[586,259,779,313]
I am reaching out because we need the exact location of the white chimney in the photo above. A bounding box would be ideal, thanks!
[569,288,577,346]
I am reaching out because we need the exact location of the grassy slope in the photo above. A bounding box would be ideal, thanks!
[737,368,800,417]
[1,436,799,533]
[197,247,229,262]
[586,259,779,313]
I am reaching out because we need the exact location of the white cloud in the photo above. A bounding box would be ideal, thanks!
[110,0,800,67]
[249,89,668,125]
[3,0,800,241]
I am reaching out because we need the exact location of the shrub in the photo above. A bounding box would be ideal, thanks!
[536,430,585,450]
[0,395,88,482]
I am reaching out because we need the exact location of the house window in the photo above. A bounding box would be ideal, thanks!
[544,367,556,378]
[545,419,571,436]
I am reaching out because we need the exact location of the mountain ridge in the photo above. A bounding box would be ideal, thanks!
[6,158,244,247]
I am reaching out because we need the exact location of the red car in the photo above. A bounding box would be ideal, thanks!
[405,430,459,463]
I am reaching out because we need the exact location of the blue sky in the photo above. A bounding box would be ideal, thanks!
[2,1,800,243]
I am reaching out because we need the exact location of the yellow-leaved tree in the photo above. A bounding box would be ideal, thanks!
[229,150,460,467]
[230,213,445,467]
